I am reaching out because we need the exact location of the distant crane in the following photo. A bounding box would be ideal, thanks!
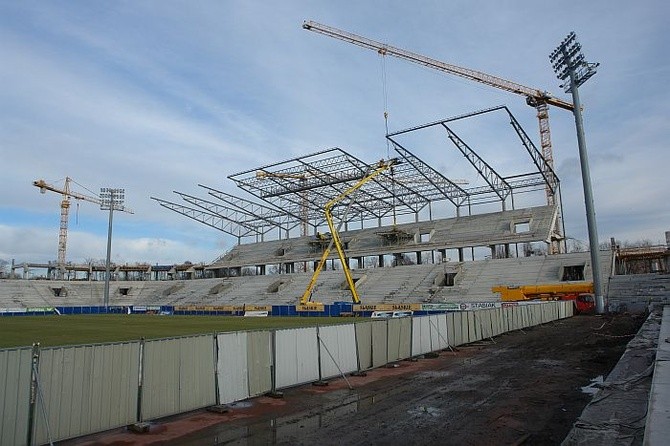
[302,20,573,208]
[33,177,132,279]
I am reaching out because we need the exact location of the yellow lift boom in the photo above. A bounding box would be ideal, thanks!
[301,158,398,305]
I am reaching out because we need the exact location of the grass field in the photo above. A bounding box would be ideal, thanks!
[0,314,356,349]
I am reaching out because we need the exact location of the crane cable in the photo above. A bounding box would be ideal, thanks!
[379,49,391,159]
[379,50,397,226]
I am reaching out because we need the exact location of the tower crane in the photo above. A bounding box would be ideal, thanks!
[302,20,573,209]
[33,177,132,279]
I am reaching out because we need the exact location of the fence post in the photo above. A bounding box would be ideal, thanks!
[136,338,145,423]
[26,343,40,446]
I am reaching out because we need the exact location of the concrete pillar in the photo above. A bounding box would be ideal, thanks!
[378,255,384,267]
[416,251,422,264]
[458,248,464,262]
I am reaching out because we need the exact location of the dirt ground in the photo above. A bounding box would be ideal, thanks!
[68,313,646,446]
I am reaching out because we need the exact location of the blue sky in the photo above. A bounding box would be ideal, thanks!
[1,1,668,266]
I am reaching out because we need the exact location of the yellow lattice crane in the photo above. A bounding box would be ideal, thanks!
[301,158,398,305]
[33,177,132,278]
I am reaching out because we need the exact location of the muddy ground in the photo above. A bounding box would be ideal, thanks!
[69,313,645,446]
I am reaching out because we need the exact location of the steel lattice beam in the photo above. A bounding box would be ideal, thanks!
[150,197,257,239]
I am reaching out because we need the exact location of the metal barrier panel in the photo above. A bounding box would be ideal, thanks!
[542,303,553,324]
[429,314,449,350]
[502,307,512,332]
[468,311,482,342]
[387,318,411,362]
[247,331,272,397]
[274,327,319,389]
[217,332,249,404]
[318,324,358,379]
[411,316,432,356]
[355,322,373,370]
[141,335,216,421]
[33,342,140,444]
[461,311,471,345]
[141,338,179,420]
[495,308,505,336]
[477,310,493,339]
[446,312,458,346]
[371,320,388,368]
[0,347,32,446]
[180,335,216,413]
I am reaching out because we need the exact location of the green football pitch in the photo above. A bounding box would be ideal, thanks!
[0,315,355,349]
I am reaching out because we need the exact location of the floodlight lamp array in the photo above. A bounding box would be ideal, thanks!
[549,32,598,93]
[100,188,125,210]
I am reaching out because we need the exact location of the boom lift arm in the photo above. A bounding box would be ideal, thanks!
[300,158,398,305]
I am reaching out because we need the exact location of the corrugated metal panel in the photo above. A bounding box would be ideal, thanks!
[274,327,319,389]
[411,316,431,356]
[141,335,215,421]
[318,325,358,379]
[467,311,478,342]
[387,318,401,362]
[33,342,140,444]
[246,331,272,397]
[355,322,373,370]
[447,312,458,346]
[180,335,216,412]
[430,314,449,350]
[494,308,505,336]
[371,320,388,368]
[0,347,32,446]
[518,305,530,328]
[217,332,249,404]
[398,317,412,359]
[141,338,180,420]
[479,310,493,339]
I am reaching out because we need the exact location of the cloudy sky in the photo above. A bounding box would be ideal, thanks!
[1,1,668,268]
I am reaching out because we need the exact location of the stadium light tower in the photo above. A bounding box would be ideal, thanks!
[100,188,125,310]
[550,32,604,313]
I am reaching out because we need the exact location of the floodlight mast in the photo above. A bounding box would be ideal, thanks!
[550,32,604,313]
[100,188,126,311]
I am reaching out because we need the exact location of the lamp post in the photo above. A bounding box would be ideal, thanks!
[550,32,605,313]
[100,188,125,311]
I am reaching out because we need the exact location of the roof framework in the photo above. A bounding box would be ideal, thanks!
[154,106,559,243]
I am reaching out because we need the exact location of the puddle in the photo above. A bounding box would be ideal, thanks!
[227,401,254,409]
[407,405,443,417]
[580,375,604,395]
[171,392,383,445]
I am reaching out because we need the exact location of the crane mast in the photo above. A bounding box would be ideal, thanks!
[302,20,573,209]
